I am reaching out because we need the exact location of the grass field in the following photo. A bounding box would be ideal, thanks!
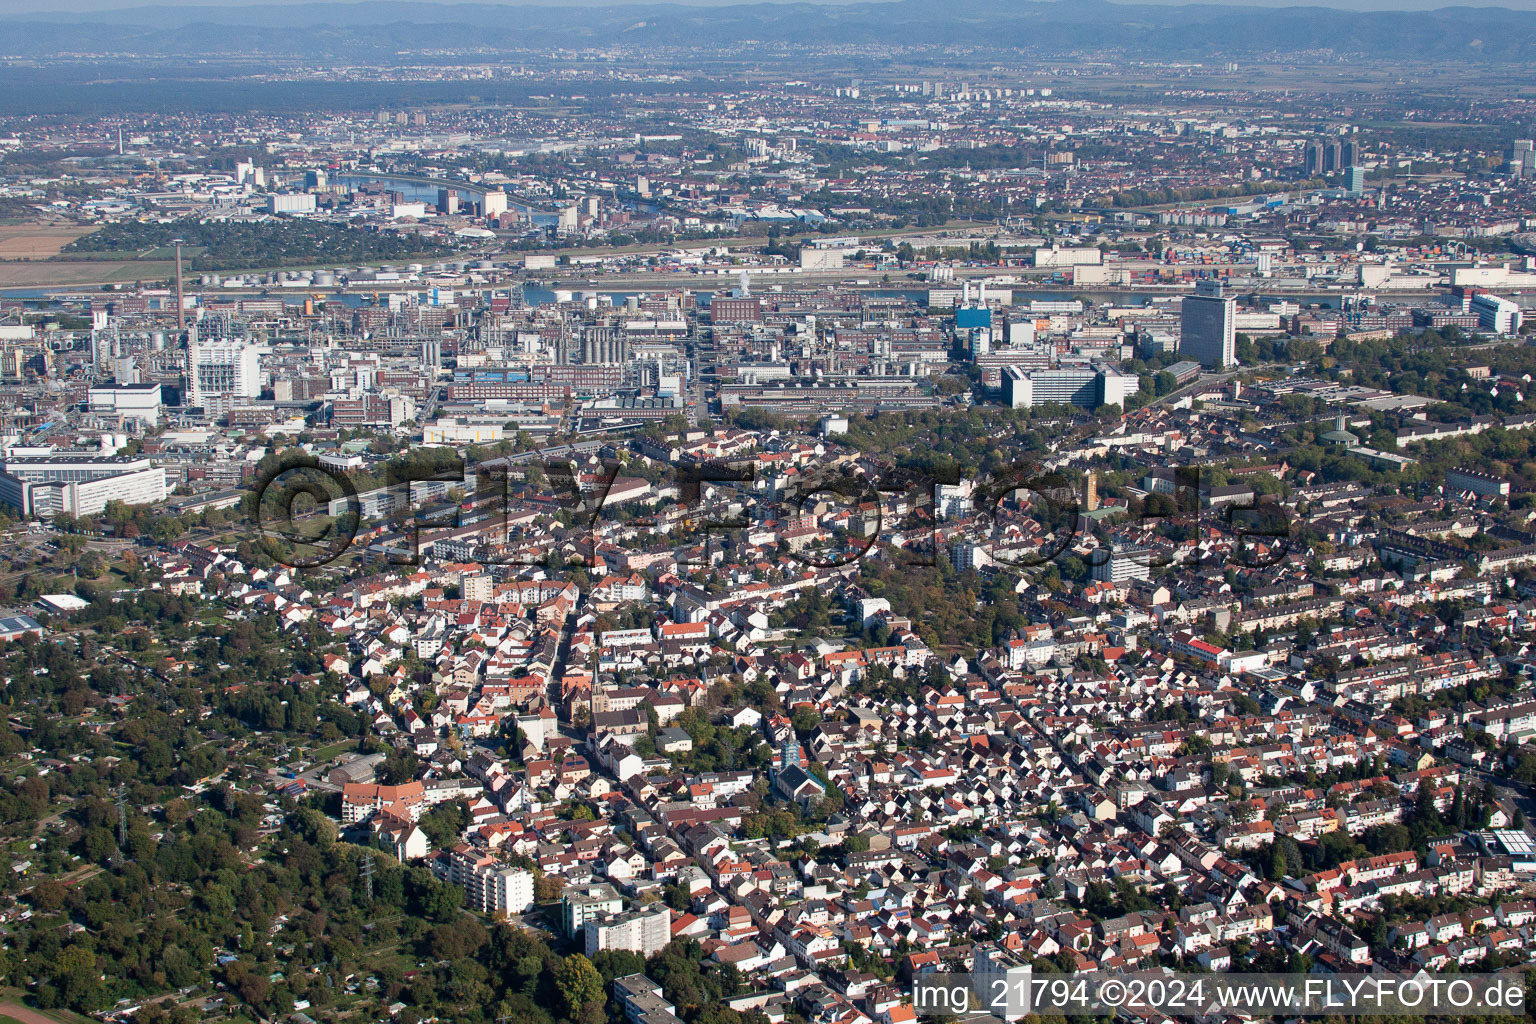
[0,259,173,287]
[0,999,96,1024]
[60,245,206,262]
[0,226,97,261]
[0,222,181,287]
[310,738,359,762]
[137,244,206,259]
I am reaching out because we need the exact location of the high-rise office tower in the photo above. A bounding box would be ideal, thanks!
[1323,141,1343,173]
[1179,281,1236,369]
[1510,140,1534,178]
[1303,142,1323,176]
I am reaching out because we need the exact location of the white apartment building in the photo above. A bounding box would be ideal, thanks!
[584,904,671,958]
[431,844,535,915]
[1091,547,1154,584]
[563,882,625,936]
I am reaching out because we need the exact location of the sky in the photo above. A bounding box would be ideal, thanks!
[2,0,1535,19]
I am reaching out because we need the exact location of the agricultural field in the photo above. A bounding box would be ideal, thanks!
[0,226,96,261]
[0,259,172,287]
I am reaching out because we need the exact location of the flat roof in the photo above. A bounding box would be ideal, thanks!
[1,455,150,464]
[0,615,42,635]
[38,594,89,611]
[1493,830,1536,856]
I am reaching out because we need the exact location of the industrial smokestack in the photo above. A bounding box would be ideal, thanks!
[172,239,185,335]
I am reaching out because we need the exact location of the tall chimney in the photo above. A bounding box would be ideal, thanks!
[173,239,185,334]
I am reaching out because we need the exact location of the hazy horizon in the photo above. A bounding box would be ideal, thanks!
[2,0,1534,17]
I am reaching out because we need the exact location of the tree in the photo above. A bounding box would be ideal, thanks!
[379,748,420,785]
[76,549,108,580]
[662,882,692,911]
[590,950,646,984]
[1413,784,1440,833]
[428,917,489,960]
[553,953,603,1017]
[419,801,469,851]
[289,807,337,848]
[534,873,566,903]
[1235,334,1257,364]
[1268,843,1288,882]
[422,879,464,923]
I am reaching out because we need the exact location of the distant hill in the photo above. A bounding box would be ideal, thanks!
[2,0,1534,62]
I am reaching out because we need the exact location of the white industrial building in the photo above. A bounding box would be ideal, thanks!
[1033,245,1102,268]
[188,339,262,410]
[1471,293,1523,335]
[87,382,163,426]
[1452,264,1536,290]
[0,454,167,518]
[799,248,847,271]
[1001,362,1140,410]
[423,419,506,445]
[268,193,317,215]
